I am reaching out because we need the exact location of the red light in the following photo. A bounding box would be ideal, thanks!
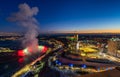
[27,46,38,53]
[42,46,48,53]
[18,58,24,63]
[18,50,25,57]
[28,47,32,53]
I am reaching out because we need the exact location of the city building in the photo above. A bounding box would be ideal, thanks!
[108,38,120,57]
[68,34,80,52]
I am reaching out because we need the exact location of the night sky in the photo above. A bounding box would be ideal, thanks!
[0,0,120,33]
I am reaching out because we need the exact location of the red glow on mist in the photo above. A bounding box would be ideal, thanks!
[18,50,25,57]
[42,46,48,53]
[28,46,38,53]
[28,47,32,53]
[18,58,24,63]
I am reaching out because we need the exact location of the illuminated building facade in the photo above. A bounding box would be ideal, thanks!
[108,38,120,57]
[68,34,80,52]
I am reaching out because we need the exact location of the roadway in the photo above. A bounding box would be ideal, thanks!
[12,47,63,77]
[102,53,120,65]
[12,54,46,77]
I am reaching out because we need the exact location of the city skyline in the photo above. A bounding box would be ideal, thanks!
[0,0,120,33]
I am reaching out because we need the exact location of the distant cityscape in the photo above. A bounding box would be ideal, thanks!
[1,0,120,77]
[0,32,120,77]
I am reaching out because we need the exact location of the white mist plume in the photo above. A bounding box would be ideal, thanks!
[8,3,39,52]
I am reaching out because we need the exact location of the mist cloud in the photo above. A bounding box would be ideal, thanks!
[8,3,39,52]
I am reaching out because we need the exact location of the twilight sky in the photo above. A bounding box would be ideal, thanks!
[0,0,120,33]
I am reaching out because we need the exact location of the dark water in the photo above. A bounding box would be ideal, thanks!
[0,40,49,77]
[0,40,22,50]
[0,55,42,76]
[0,59,21,76]
[0,40,21,76]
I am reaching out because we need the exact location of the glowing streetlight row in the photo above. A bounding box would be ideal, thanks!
[54,60,87,68]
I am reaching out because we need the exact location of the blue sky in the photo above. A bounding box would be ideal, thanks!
[0,0,120,33]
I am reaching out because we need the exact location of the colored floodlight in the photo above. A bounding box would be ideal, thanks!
[38,46,44,50]
[69,63,73,67]
[19,45,48,56]
[42,46,48,53]
[58,62,62,65]
[23,48,29,55]
[18,50,25,57]
[81,64,86,68]
[55,60,59,64]
[38,46,48,53]
[18,58,24,63]
[70,37,76,41]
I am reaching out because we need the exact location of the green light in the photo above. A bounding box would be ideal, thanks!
[69,37,76,41]
[23,48,29,54]
[38,46,44,51]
